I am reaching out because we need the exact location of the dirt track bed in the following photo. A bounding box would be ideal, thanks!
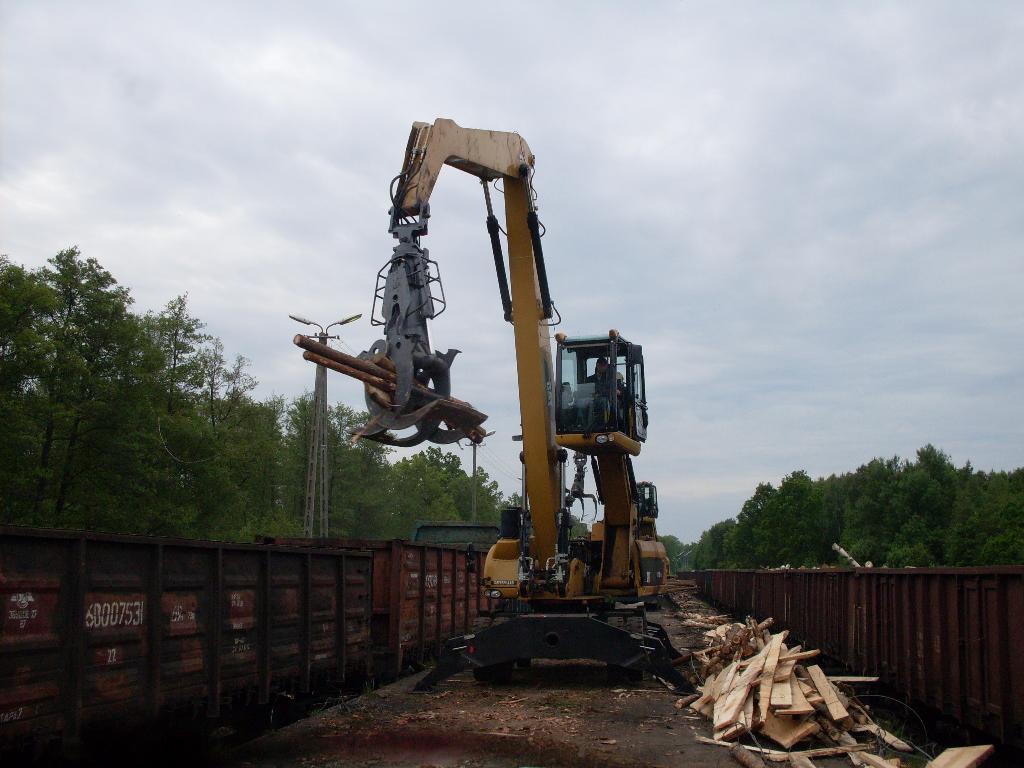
[225,583,840,768]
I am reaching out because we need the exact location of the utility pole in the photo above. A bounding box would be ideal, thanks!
[289,313,361,538]
[470,431,496,522]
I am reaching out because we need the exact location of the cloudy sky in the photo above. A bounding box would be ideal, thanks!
[2,3,1022,541]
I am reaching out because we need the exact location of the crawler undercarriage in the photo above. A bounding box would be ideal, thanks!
[415,606,693,691]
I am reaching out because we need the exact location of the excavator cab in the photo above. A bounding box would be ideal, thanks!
[638,481,659,519]
[555,332,647,453]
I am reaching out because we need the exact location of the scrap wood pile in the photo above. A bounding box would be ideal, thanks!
[682,616,993,767]
[659,575,704,607]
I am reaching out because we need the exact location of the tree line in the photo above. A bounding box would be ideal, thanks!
[687,445,1024,569]
[0,248,506,541]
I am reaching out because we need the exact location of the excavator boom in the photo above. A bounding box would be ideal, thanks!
[392,119,535,217]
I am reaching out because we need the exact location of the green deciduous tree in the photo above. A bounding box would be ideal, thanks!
[1,248,514,542]
[659,534,685,571]
[692,449,1024,569]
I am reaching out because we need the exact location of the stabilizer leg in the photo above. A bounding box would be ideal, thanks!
[415,615,694,693]
[414,636,474,691]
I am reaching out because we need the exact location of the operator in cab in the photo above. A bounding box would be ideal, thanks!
[583,356,625,433]
[585,356,624,388]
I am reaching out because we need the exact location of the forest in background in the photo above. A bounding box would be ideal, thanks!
[0,248,508,541]
[5,249,1017,570]
[687,445,1024,569]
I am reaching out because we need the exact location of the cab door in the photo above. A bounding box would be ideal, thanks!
[628,344,647,442]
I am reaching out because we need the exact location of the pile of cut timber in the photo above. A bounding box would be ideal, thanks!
[679,610,733,629]
[687,618,992,767]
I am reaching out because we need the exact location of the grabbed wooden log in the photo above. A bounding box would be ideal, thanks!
[293,334,489,443]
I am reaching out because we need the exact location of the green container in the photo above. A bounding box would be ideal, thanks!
[410,520,500,548]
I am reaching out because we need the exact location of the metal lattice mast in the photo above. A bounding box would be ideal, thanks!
[291,313,361,539]
[317,362,329,537]
[302,380,318,536]
[303,347,329,537]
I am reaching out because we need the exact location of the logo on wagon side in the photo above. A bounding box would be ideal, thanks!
[8,593,38,628]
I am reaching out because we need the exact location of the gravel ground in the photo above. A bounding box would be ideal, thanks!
[224,582,841,768]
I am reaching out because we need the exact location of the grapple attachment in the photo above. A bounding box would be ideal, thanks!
[292,334,487,447]
[287,209,479,448]
[293,192,488,446]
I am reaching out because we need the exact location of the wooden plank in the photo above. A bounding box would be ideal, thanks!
[713,722,746,742]
[689,671,718,716]
[850,723,913,752]
[695,736,869,763]
[758,631,788,722]
[714,678,753,732]
[775,676,815,716]
[779,648,821,662]
[790,757,817,768]
[927,745,995,768]
[716,650,768,729]
[774,658,798,682]
[828,676,880,683]
[798,679,824,706]
[710,662,740,726]
[806,665,851,723]
[798,677,824,706]
[712,667,731,699]
[741,689,754,730]
[716,691,757,741]
[858,754,898,768]
[694,698,714,719]
[759,710,820,749]
[837,732,866,767]
[769,678,792,708]
[794,744,869,759]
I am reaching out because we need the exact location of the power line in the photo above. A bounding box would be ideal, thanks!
[480,442,519,478]
[479,444,520,483]
[480,459,518,483]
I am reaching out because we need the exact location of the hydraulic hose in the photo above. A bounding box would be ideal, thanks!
[526,210,553,320]
[486,215,513,323]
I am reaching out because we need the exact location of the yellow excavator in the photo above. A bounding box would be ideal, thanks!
[332,119,691,690]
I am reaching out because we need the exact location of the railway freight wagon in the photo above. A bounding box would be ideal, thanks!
[258,538,491,680]
[0,526,377,752]
[696,567,1024,750]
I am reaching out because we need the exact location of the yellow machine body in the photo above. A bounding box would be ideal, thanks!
[383,118,671,612]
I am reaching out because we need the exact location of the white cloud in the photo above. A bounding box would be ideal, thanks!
[3,2,1023,541]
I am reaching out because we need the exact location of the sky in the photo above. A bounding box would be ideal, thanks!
[2,2,1022,542]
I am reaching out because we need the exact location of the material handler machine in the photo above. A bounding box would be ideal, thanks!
[298,119,692,691]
